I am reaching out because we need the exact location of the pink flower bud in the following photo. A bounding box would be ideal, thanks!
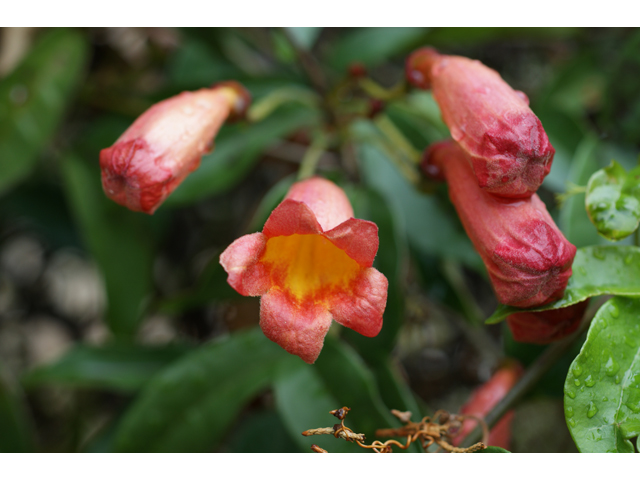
[220,177,388,364]
[100,82,250,214]
[453,361,523,450]
[507,300,588,344]
[424,141,575,308]
[407,48,554,198]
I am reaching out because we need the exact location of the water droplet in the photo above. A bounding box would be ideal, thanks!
[572,363,583,377]
[450,126,464,142]
[609,304,620,318]
[593,248,605,260]
[566,389,576,399]
[603,396,609,402]
[615,375,621,384]
[574,379,581,387]
[585,375,595,387]
[568,418,576,427]
[182,106,194,115]
[566,406,574,418]
[605,356,620,377]
[587,402,598,418]
[625,254,634,265]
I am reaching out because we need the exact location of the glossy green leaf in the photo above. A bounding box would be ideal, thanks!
[487,246,640,324]
[327,27,426,72]
[585,160,640,241]
[246,175,295,233]
[60,154,155,338]
[273,357,355,453]
[224,410,300,453]
[114,328,286,452]
[564,297,640,452]
[23,343,192,393]
[371,360,425,418]
[0,28,87,194]
[166,105,320,206]
[0,366,35,452]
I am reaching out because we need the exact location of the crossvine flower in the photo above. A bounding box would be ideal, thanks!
[220,177,388,363]
[100,81,250,214]
[507,300,588,344]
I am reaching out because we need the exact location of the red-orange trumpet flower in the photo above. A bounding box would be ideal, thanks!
[424,141,575,308]
[507,300,588,344]
[407,48,554,199]
[453,361,523,450]
[100,82,250,214]
[220,177,388,364]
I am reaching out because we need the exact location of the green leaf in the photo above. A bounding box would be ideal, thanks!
[371,360,426,418]
[486,246,640,324]
[165,105,320,206]
[246,174,295,233]
[0,365,35,452]
[60,154,155,338]
[114,328,286,452]
[327,27,427,72]
[585,160,640,241]
[564,297,640,453]
[23,343,193,393]
[273,357,355,453]
[0,28,88,194]
[224,410,300,453]
[476,446,511,453]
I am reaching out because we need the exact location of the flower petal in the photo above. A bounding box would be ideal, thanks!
[324,218,379,267]
[262,199,323,238]
[329,267,387,337]
[285,177,354,231]
[260,289,332,364]
[506,300,588,344]
[219,233,270,296]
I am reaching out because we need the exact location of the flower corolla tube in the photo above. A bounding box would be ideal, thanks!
[407,47,555,198]
[100,81,250,214]
[220,177,388,364]
[423,140,576,308]
[507,300,588,344]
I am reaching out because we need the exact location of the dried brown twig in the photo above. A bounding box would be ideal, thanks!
[302,406,488,453]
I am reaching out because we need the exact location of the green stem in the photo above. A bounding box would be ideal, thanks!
[359,78,406,101]
[374,114,422,165]
[247,87,320,123]
[298,136,328,180]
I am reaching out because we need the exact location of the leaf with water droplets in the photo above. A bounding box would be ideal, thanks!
[585,160,640,241]
[487,246,640,324]
[564,297,640,452]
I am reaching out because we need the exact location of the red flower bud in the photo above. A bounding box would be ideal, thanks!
[507,300,588,344]
[407,48,554,198]
[424,141,575,308]
[100,82,250,214]
[453,361,523,450]
[220,177,388,364]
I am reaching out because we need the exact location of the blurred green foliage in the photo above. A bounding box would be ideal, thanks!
[0,27,639,453]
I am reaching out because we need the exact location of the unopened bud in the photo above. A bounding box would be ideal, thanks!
[507,300,588,344]
[407,47,554,198]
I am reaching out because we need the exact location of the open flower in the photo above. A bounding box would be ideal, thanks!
[507,300,588,344]
[453,361,523,450]
[100,81,250,214]
[407,47,554,198]
[220,177,388,364]
[424,141,575,308]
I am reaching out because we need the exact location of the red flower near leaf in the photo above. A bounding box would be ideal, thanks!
[507,300,588,344]
[453,361,523,450]
[407,47,554,198]
[220,177,388,364]
[100,82,250,214]
[424,141,575,308]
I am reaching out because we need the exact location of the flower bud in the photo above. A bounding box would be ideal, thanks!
[424,141,575,308]
[100,82,250,214]
[507,300,588,344]
[407,48,554,198]
[453,361,523,450]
